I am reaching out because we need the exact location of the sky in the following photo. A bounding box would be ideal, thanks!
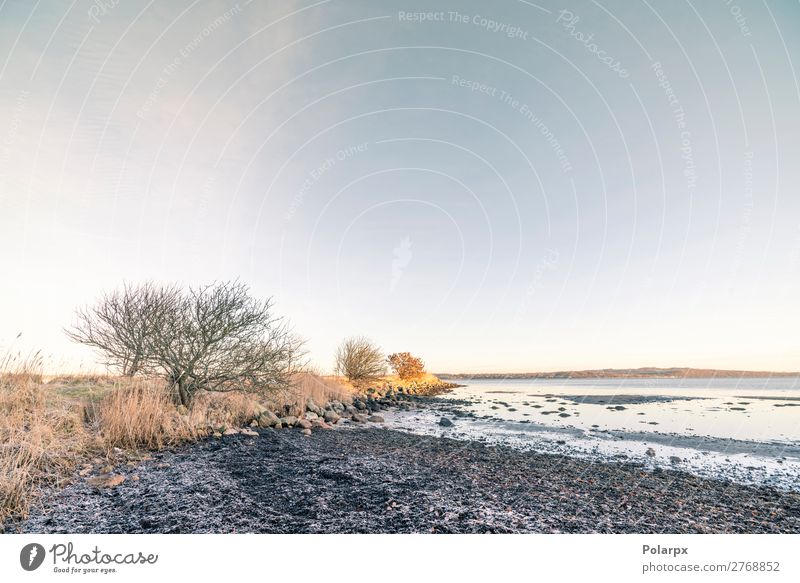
[1,0,799,373]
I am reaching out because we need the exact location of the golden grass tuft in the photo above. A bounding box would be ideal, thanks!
[96,379,195,450]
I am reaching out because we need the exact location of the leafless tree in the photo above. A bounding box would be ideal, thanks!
[144,282,305,407]
[334,336,386,383]
[67,281,305,407]
[66,282,179,376]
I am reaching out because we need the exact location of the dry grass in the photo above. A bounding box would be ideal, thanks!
[1,361,354,527]
[383,372,441,387]
[265,372,354,417]
[46,373,112,386]
[189,391,265,432]
[96,379,195,450]
[0,357,95,526]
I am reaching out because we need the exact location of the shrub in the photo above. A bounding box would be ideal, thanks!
[334,336,386,383]
[68,281,305,407]
[387,352,426,380]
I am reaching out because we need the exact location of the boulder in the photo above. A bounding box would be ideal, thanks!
[305,411,319,421]
[438,417,454,427]
[302,428,312,436]
[296,419,313,430]
[645,447,656,457]
[306,399,324,416]
[311,420,332,430]
[223,427,240,436]
[258,411,280,428]
[241,428,259,437]
[279,416,298,428]
[351,413,368,423]
[367,415,385,423]
[323,410,341,424]
[87,473,125,489]
[669,456,682,464]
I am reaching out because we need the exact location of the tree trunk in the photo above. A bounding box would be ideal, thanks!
[177,380,192,408]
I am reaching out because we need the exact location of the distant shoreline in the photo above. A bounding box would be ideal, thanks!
[437,367,800,380]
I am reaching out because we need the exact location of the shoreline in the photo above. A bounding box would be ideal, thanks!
[8,380,800,534]
[17,425,800,534]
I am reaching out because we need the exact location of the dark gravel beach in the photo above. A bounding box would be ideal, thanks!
[19,427,800,534]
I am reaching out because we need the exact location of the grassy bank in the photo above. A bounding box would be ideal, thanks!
[0,365,355,528]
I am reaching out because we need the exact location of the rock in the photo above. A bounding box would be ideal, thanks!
[296,419,313,430]
[306,399,324,416]
[354,399,367,411]
[279,416,298,428]
[249,420,258,427]
[323,410,341,424]
[223,428,240,436]
[669,456,682,464]
[302,428,312,436]
[645,447,656,457]
[439,417,454,427]
[351,413,368,423]
[212,431,222,438]
[367,415,385,423]
[241,428,259,437]
[305,411,319,421]
[87,474,125,489]
[258,411,280,428]
[311,420,332,430]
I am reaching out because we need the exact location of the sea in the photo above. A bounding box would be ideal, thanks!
[381,377,800,490]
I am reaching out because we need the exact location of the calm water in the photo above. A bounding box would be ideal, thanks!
[382,377,800,489]
[445,377,800,442]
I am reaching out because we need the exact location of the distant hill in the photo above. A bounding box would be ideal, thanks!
[437,367,800,380]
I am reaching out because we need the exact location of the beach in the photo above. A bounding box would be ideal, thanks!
[18,422,800,534]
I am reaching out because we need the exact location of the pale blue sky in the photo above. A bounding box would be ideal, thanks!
[1,0,799,372]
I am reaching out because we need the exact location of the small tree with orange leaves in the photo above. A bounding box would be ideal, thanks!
[387,352,425,380]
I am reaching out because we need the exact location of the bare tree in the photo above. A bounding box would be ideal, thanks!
[334,336,386,383]
[66,282,178,376]
[145,282,305,407]
[67,281,305,407]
